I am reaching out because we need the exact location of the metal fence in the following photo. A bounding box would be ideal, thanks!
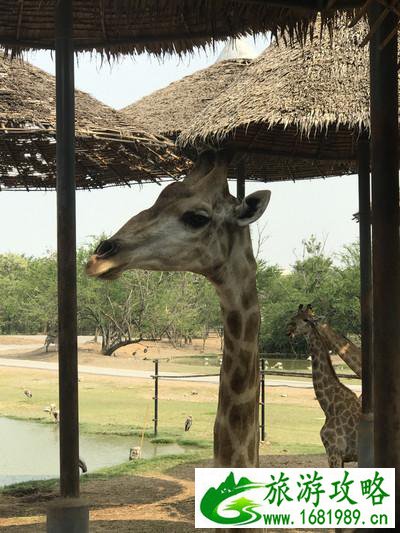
[151,357,360,441]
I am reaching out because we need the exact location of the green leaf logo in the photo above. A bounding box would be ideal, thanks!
[200,472,266,526]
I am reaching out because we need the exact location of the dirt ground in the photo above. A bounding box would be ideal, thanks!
[0,334,347,374]
[0,334,224,372]
[0,454,339,533]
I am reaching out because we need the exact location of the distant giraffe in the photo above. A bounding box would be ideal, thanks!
[287,305,360,467]
[44,323,58,353]
[44,332,58,353]
[317,320,361,378]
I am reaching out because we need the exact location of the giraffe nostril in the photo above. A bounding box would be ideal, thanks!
[94,239,119,259]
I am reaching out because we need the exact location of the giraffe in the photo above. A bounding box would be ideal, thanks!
[86,151,271,468]
[287,304,361,467]
[317,320,361,378]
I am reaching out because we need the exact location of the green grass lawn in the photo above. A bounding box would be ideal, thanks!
[0,367,325,456]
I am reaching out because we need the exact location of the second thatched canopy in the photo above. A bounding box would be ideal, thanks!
[0,53,188,190]
[122,38,257,138]
[179,19,371,182]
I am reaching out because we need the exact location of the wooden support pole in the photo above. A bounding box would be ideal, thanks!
[369,3,400,525]
[55,0,79,498]
[357,135,374,467]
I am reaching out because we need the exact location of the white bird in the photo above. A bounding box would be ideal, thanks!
[44,404,58,423]
[129,446,141,460]
[272,362,283,369]
[184,415,193,432]
[307,356,312,361]
[43,403,57,414]
[23,389,32,399]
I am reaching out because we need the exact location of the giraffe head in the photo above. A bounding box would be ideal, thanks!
[86,151,271,282]
[286,304,317,338]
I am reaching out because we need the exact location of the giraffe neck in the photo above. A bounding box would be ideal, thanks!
[307,328,345,416]
[211,245,260,468]
[317,322,362,378]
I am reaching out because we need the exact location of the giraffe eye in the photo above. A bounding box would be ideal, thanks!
[181,211,210,229]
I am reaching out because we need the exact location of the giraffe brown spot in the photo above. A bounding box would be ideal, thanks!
[239,349,251,364]
[227,310,242,340]
[245,248,255,263]
[231,366,248,394]
[244,312,259,342]
[219,388,231,415]
[223,353,233,373]
[220,241,228,256]
[247,436,256,464]
[216,427,234,466]
[229,400,254,442]
[234,454,246,467]
[192,246,203,258]
[248,358,258,388]
[208,270,224,285]
[226,223,236,255]
[224,334,234,353]
[241,291,256,310]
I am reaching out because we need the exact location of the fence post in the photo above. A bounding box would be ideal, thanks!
[260,357,266,442]
[153,359,159,437]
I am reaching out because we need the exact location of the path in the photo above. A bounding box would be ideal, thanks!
[0,357,361,391]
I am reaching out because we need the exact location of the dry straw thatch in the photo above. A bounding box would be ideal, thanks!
[0,1,360,57]
[122,39,256,136]
[179,17,373,182]
[0,53,189,190]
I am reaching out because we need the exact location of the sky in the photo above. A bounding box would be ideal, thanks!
[0,38,360,269]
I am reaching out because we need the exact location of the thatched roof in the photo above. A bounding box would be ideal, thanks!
[0,1,361,57]
[0,53,189,191]
[179,17,372,182]
[122,39,256,137]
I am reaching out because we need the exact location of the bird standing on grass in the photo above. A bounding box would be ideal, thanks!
[23,389,32,399]
[184,415,192,432]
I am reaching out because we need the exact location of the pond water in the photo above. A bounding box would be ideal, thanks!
[174,356,352,373]
[0,417,184,488]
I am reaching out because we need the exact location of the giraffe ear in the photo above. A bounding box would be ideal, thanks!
[235,190,271,226]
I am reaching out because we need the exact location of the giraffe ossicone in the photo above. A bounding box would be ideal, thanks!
[287,304,361,468]
[86,151,271,467]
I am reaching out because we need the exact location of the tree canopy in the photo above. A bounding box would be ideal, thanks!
[0,236,360,357]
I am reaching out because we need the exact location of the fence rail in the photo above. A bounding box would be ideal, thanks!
[151,358,360,443]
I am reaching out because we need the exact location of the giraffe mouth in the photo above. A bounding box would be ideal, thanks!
[96,263,128,280]
[86,254,128,280]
